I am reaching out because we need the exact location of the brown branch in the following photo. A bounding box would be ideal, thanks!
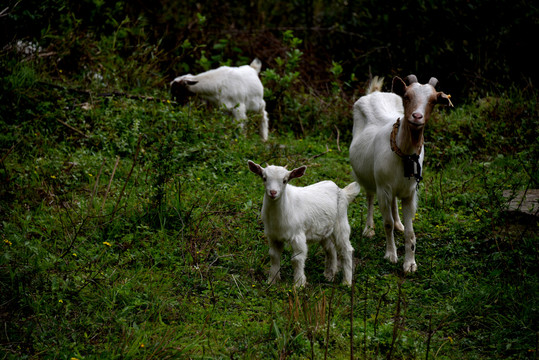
[112,135,142,215]
[55,118,88,138]
[0,1,20,18]
[90,158,106,209]
[309,144,330,161]
[1,141,20,164]
[38,81,177,104]
[334,125,341,152]
[101,156,120,213]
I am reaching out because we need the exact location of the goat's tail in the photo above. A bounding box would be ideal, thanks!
[343,182,361,204]
[367,76,384,94]
[250,58,262,74]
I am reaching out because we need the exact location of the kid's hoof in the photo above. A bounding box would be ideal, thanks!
[384,252,398,264]
[403,261,417,273]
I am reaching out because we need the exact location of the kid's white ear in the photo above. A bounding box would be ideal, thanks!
[289,165,306,180]
[248,160,263,176]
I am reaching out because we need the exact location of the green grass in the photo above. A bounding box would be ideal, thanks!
[1,49,538,360]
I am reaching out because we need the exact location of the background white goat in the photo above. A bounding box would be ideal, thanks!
[248,160,360,287]
[349,75,452,272]
[171,59,269,141]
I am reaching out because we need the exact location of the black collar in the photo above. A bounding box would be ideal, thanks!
[390,118,423,184]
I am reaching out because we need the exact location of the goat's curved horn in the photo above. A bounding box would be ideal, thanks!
[428,77,439,88]
[406,75,418,84]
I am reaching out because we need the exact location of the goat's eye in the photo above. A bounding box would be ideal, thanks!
[263,177,267,182]
[283,179,287,184]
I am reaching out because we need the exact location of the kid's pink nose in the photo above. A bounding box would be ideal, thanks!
[270,190,277,197]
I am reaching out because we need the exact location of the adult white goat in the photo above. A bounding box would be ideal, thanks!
[170,59,269,141]
[349,75,452,272]
[248,160,360,287]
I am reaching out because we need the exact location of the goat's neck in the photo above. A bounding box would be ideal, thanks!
[397,120,424,156]
[263,190,290,214]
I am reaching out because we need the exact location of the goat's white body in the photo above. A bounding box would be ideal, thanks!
[263,181,358,287]
[352,92,403,136]
[351,91,424,198]
[350,82,429,273]
[263,181,352,243]
[171,59,269,140]
[249,162,358,287]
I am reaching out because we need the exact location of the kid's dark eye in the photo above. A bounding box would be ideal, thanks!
[263,177,267,182]
[283,179,287,184]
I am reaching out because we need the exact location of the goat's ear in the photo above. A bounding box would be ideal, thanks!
[437,92,454,107]
[248,160,263,176]
[184,79,198,86]
[392,77,407,97]
[289,166,306,180]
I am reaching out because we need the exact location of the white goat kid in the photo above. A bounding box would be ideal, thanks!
[170,59,269,141]
[248,161,359,287]
[349,75,452,273]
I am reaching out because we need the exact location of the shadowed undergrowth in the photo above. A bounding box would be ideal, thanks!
[1,35,538,359]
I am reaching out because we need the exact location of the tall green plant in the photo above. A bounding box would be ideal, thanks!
[261,31,303,127]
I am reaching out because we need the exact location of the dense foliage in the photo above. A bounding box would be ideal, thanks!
[1,1,538,359]
[2,0,538,99]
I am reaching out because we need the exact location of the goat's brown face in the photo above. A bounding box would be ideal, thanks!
[402,83,438,128]
[393,75,452,129]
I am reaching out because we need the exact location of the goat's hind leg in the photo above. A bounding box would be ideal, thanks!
[334,221,354,286]
[362,193,376,237]
[378,193,398,264]
[259,102,269,141]
[393,197,404,232]
[321,238,338,282]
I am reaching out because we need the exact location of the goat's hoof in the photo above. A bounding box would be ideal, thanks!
[384,253,399,264]
[293,276,307,288]
[395,222,405,232]
[362,227,375,238]
[403,261,417,273]
[384,252,398,264]
[267,276,280,285]
[324,270,336,282]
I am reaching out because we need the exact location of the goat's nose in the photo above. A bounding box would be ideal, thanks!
[412,112,423,120]
[270,190,277,197]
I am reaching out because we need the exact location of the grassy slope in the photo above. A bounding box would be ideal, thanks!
[1,57,538,359]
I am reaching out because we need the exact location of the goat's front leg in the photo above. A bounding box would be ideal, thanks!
[231,103,248,130]
[363,193,376,237]
[290,235,308,287]
[378,192,398,263]
[268,239,284,284]
[401,196,418,273]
